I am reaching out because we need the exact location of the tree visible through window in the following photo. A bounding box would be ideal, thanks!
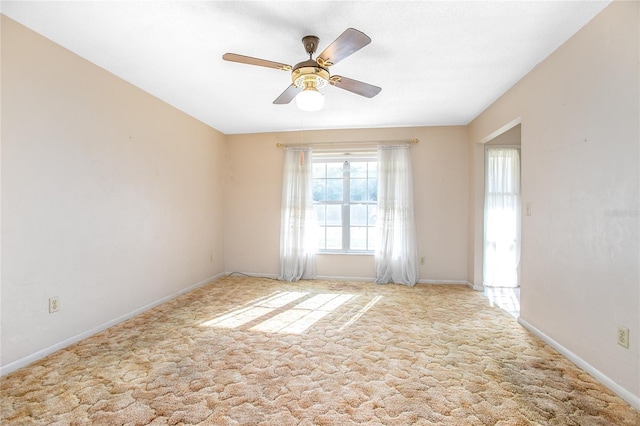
[313,156,377,252]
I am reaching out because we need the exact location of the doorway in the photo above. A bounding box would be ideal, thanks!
[483,147,521,288]
[481,125,521,317]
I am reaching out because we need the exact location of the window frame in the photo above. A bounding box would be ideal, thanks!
[313,152,378,254]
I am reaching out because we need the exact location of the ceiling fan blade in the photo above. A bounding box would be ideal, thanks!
[222,53,292,71]
[316,28,371,67]
[273,84,302,104]
[329,76,381,98]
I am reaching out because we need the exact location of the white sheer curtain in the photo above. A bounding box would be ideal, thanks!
[375,145,419,286]
[279,148,317,282]
[483,148,521,288]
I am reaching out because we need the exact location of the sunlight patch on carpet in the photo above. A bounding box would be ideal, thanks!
[199,290,379,334]
[201,291,308,329]
[251,293,356,334]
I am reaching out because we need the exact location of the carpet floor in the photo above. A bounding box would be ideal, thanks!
[1,275,639,425]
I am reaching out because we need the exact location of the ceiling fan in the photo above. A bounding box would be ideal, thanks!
[222,28,381,111]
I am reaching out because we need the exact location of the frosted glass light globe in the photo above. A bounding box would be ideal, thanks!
[296,88,324,112]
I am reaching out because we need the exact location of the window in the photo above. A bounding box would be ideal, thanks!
[312,154,377,253]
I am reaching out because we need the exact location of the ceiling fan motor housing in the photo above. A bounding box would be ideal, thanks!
[292,59,329,89]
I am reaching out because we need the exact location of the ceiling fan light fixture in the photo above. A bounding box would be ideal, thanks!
[295,79,325,112]
[296,87,324,112]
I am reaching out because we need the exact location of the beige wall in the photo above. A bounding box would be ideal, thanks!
[469,0,639,403]
[1,16,227,369]
[225,126,469,282]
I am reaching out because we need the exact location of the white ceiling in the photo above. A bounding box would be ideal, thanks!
[2,1,610,135]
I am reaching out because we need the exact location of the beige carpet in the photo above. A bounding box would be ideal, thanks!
[2,276,639,425]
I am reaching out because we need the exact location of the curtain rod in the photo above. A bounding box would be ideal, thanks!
[276,138,419,148]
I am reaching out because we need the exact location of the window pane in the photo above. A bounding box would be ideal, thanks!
[313,179,326,202]
[313,163,326,178]
[350,162,367,178]
[368,205,377,226]
[368,162,377,177]
[350,178,367,201]
[317,226,326,249]
[314,205,325,224]
[326,179,343,201]
[350,227,367,250]
[326,227,342,249]
[350,204,367,226]
[326,163,343,178]
[326,204,342,226]
[369,178,377,201]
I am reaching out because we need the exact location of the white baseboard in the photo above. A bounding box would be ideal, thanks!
[223,272,376,283]
[226,271,279,280]
[418,279,473,288]
[518,317,640,411]
[0,272,225,377]
[225,273,475,287]
[225,272,375,282]
[316,275,375,282]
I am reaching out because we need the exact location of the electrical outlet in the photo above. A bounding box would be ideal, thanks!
[617,326,629,348]
[420,257,425,265]
[49,297,60,313]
